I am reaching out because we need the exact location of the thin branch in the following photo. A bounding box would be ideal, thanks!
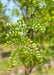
[0,16,8,32]
[0,16,14,42]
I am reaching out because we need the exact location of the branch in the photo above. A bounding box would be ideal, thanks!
[0,16,8,32]
[0,16,14,42]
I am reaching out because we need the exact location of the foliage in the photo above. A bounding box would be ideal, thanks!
[3,0,54,75]
[0,1,10,43]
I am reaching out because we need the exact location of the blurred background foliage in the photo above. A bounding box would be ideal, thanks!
[0,1,10,43]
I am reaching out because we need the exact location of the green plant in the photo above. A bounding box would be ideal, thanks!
[4,0,54,75]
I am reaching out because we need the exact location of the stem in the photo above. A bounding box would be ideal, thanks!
[0,16,8,32]
[25,62,35,75]
[0,16,14,43]
[25,66,29,75]
[25,66,32,75]
[25,1,33,75]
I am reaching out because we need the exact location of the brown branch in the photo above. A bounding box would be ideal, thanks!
[25,62,35,75]
[0,16,14,42]
[0,16,9,32]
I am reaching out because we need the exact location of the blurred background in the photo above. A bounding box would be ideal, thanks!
[0,0,54,75]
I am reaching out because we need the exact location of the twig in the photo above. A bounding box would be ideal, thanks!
[0,16,8,32]
[0,16,14,43]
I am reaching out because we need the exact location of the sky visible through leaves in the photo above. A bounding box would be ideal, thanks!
[0,0,20,23]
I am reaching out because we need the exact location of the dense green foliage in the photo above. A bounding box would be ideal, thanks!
[2,0,54,75]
